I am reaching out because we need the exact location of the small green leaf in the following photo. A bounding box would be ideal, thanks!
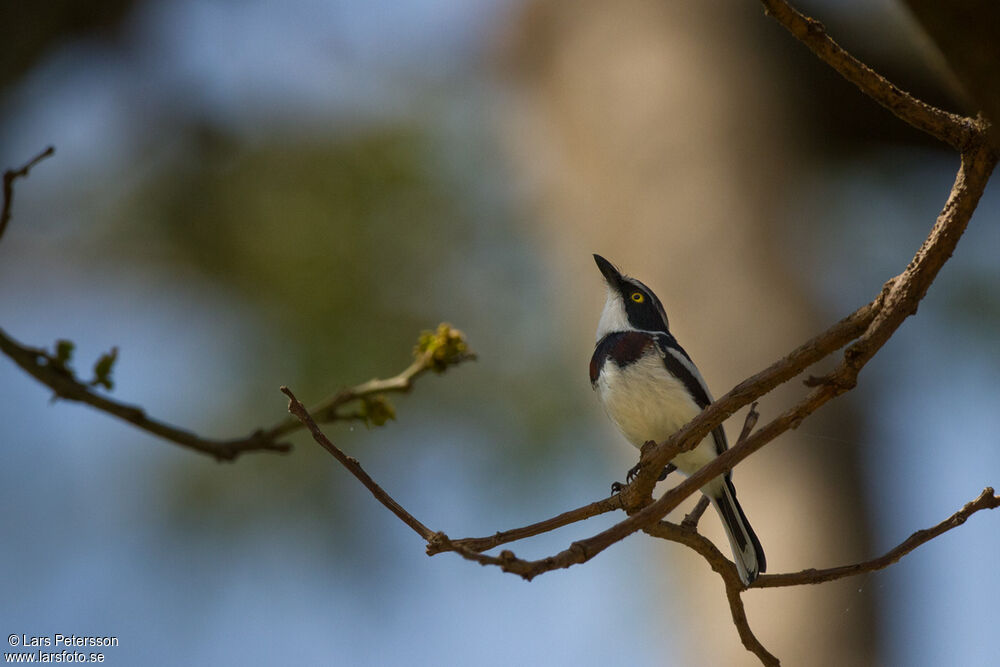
[90,346,119,391]
[52,339,75,370]
[414,323,474,373]
[359,394,396,427]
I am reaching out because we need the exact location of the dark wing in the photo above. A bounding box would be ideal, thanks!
[654,333,730,461]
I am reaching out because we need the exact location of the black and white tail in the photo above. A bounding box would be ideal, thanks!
[707,478,766,586]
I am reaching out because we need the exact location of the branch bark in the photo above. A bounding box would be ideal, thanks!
[1,146,54,242]
[282,386,437,540]
[1,312,471,460]
[758,0,981,150]
[263,324,475,440]
[0,326,291,461]
[755,487,999,588]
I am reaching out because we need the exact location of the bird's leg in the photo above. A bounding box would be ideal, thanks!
[658,463,677,481]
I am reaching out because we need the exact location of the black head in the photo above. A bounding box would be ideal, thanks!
[593,254,670,335]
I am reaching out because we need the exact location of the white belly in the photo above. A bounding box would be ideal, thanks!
[596,354,718,475]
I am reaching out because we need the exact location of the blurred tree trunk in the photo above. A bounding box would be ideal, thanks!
[494,0,877,663]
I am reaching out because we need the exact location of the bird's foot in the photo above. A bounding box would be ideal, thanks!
[617,450,676,492]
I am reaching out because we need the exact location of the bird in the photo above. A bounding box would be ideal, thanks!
[589,253,766,585]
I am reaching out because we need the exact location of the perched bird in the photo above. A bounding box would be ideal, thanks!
[590,254,765,585]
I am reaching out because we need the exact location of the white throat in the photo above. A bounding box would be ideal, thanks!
[595,288,633,342]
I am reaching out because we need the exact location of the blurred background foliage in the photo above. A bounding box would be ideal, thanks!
[1,1,998,665]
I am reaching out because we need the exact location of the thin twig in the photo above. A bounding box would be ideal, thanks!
[282,385,436,541]
[724,581,779,666]
[681,403,759,530]
[0,327,291,460]
[427,494,624,555]
[736,402,761,444]
[644,521,778,665]
[756,487,999,588]
[758,0,979,150]
[681,496,711,530]
[263,338,473,440]
[1,147,287,460]
[1,319,472,460]
[1,146,54,242]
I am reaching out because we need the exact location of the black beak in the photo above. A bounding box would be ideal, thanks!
[593,254,624,286]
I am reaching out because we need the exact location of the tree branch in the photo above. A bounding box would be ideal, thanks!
[6,1,989,663]
[1,316,472,460]
[0,327,292,461]
[683,403,758,531]
[282,385,437,540]
[758,0,981,150]
[0,146,54,242]
[262,323,475,440]
[426,494,624,556]
[644,521,778,664]
[619,292,886,507]
[756,487,999,588]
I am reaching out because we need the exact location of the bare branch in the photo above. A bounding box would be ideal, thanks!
[645,521,778,664]
[282,385,436,541]
[680,496,711,531]
[0,327,291,460]
[1,146,55,242]
[756,487,1000,588]
[758,0,980,149]
[263,324,475,440]
[1,316,472,460]
[682,403,758,531]
[724,581,780,666]
[427,494,624,555]
[643,487,999,660]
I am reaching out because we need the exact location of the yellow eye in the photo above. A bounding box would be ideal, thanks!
[630,292,645,303]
